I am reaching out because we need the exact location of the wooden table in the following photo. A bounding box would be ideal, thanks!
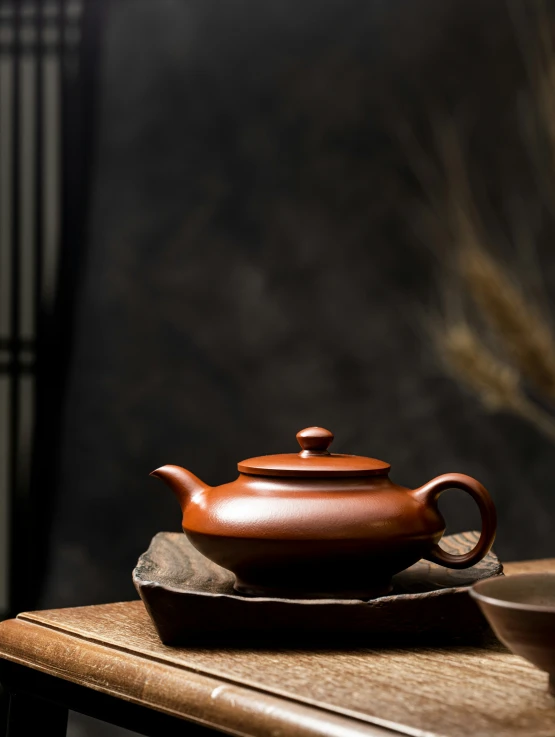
[0,559,554,737]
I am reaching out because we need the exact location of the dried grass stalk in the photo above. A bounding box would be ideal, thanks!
[415,117,555,405]
[460,246,555,399]
[538,54,555,171]
[437,321,555,444]
[437,321,522,411]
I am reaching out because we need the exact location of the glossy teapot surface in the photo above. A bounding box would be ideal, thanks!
[151,427,497,599]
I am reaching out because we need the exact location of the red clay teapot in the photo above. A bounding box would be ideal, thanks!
[151,427,497,599]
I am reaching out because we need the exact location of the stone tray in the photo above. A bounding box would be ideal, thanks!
[133,530,503,646]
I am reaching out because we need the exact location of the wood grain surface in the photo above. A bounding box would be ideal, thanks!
[133,531,503,644]
[0,558,554,737]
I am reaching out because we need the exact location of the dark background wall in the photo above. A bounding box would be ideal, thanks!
[39,0,555,612]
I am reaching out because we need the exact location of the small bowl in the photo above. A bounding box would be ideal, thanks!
[470,573,555,693]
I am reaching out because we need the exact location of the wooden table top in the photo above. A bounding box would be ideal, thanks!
[0,558,554,737]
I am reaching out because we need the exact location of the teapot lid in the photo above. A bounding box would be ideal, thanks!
[238,427,390,478]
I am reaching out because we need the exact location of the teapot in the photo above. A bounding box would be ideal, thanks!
[151,427,497,599]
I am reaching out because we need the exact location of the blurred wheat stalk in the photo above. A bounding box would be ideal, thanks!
[403,1,555,444]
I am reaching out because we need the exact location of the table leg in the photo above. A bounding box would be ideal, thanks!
[5,692,68,737]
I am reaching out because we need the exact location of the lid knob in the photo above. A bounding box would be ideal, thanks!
[296,427,334,456]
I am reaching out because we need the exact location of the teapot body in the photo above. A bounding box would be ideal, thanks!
[182,474,445,598]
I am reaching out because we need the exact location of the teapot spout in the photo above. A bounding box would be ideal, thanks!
[150,464,210,510]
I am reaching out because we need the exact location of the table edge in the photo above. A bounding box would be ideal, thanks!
[0,617,397,737]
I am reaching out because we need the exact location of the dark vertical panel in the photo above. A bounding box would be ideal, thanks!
[6,0,40,616]
[22,0,44,616]
[16,0,36,614]
[0,0,14,617]
[34,0,43,354]
[26,0,68,611]
[8,0,23,616]
[17,0,59,614]
[41,0,61,306]
[25,0,105,611]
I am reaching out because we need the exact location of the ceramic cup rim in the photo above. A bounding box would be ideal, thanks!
[470,572,555,614]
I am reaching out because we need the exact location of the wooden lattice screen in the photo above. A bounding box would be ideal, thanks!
[0,0,100,618]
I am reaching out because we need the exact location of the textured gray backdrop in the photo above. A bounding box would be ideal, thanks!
[41,0,555,619]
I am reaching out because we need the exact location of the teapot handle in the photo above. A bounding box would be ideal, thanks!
[414,473,497,569]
